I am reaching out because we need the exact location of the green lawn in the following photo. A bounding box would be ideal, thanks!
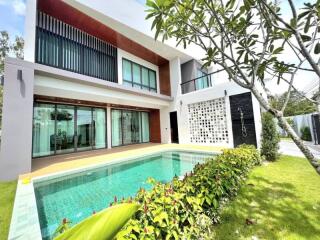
[213,155,320,240]
[0,181,17,240]
[280,137,293,141]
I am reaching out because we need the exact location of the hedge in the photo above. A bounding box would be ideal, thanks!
[115,145,261,239]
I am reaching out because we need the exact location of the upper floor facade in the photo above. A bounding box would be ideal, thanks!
[23,0,216,98]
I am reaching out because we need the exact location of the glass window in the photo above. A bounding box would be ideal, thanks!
[122,58,157,92]
[149,70,156,90]
[93,108,106,149]
[111,109,150,146]
[33,103,107,156]
[56,105,75,154]
[142,68,149,87]
[32,103,56,157]
[132,63,141,84]
[77,107,92,151]
[123,59,132,82]
[112,109,122,147]
[195,70,210,90]
[141,112,150,142]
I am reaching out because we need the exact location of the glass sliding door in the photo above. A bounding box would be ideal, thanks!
[93,108,106,149]
[32,103,56,157]
[141,112,150,143]
[112,109,122,147]
[131,111,141,144]
[122,111,133,145]
[56,105,75,154]
[76,107,92,151]
[33,102,108,157]
[111,109,150,146]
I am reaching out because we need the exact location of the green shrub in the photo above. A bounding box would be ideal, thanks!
[261,112,280,161]
[300,126,312,141]
[116,145,261,239]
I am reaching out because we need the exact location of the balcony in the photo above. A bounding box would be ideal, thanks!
[35,11,118,83]
[181,72,213,94]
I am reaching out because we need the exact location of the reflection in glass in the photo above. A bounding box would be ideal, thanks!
[112,110,122,147]
[123,59,132,82]
[56,105,75,154]
[111,110,150,146]
[131,111,141,144]
[122,111,133,145]
[32,103,55,157]
[141,112,150,142]
[77,107,92,151]
[93,108,106,149]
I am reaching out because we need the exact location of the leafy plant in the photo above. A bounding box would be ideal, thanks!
[54,203,139,240]
[301,126,312,141]
[116,145,261,239]
[270,90,316,117]
[261,112,280,161]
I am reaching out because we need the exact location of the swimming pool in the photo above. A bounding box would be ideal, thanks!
[34,150,213,239]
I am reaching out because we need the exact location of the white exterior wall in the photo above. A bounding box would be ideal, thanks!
[161,58,262,148]
[0,59,35,180]
[24,0,37,62]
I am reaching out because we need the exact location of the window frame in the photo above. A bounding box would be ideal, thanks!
[122,58,157,92]
[32,102,108,158]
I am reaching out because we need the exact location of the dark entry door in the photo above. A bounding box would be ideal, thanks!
[229,92,257,147]
[170,111,179,143]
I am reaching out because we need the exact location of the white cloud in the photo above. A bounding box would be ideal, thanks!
[0,0,26,16]
[13,0,26,16]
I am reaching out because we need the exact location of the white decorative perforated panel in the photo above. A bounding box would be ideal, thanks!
[188,98,229,144]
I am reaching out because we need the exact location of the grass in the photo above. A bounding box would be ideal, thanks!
[213,155,320,240]
[0,181,17,240]
[280,137,293,141]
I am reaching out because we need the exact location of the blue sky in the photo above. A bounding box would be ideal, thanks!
[0,0,26,38]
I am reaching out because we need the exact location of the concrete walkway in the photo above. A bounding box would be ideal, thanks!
[279,140,320,158]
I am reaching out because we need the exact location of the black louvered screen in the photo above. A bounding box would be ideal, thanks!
[35,11,118,83]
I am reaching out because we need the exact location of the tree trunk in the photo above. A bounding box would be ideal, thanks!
[249,86,320,175]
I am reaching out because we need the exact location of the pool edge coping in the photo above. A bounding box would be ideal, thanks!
[8,148,220,240]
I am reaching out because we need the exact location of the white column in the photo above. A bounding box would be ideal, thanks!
[24,0,37,63]
[252,95,262,149]
[107,107,112,149]
[225,92,234,148]
[0,59,34,180]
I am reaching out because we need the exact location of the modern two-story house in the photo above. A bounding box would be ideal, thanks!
[0,0,262,180]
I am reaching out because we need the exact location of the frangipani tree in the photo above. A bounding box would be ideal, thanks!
[146,0,320,174]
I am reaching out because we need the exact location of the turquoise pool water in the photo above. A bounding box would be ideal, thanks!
[34,150,213,239]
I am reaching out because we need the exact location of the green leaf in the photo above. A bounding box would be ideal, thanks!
[301,34,312,42]
[304,14,311,33]
[315,42,320,54]
[290,18,297,28]
[226,0,236,9]
[54,203,139,240]
[298,11,310,20]
[273,47,283,54]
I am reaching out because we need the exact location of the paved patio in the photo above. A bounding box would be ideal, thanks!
[21,143,223,180]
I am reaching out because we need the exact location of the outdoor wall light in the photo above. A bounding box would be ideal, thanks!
[224,90,227,96]
[17,69,23,81]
